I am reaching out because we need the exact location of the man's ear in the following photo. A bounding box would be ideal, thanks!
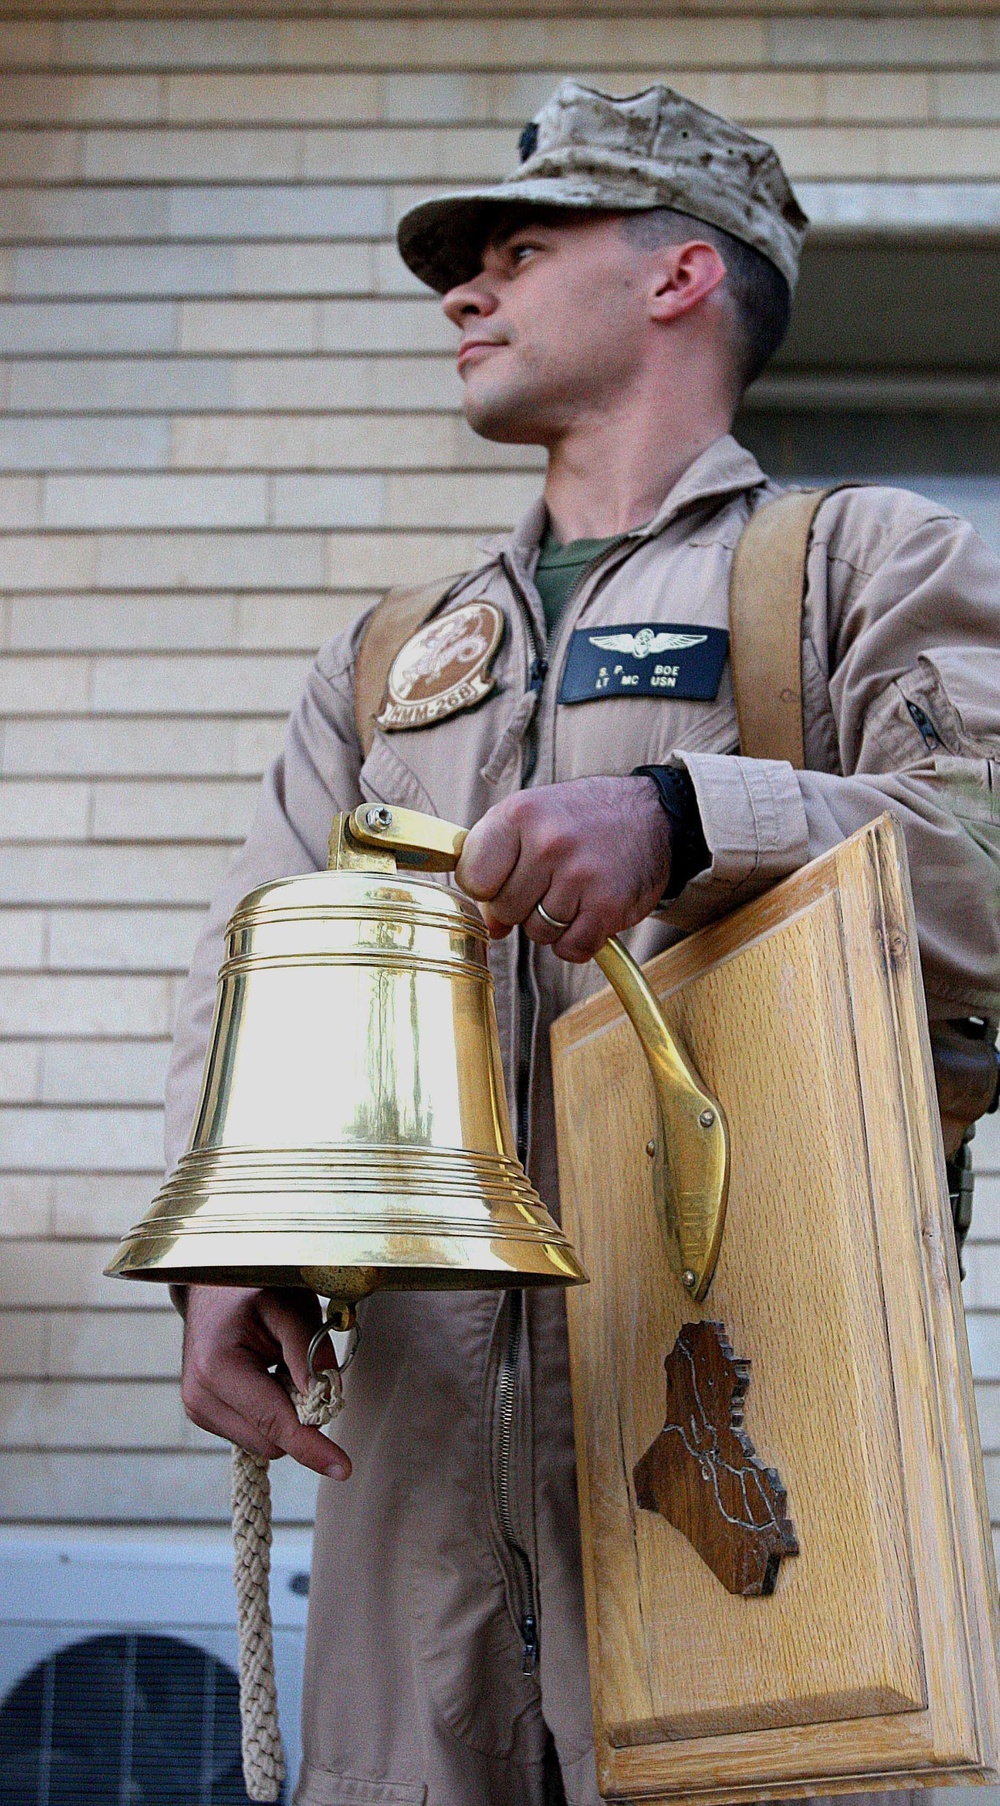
[648,241,728,325]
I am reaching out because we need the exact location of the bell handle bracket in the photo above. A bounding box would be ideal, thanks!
[333,804,468,872]
[331,805,729,1296]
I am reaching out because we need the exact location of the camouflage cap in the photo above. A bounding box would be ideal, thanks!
[397,79,808,294]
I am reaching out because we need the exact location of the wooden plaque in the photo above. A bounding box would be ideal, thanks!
[552,817,1000,1801]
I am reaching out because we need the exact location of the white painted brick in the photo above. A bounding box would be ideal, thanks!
[14,244,233,301]
[9,355,234,413]
[0,536,100,592]
[1,1450,316,1525]
[1,74,162,126]
[94,531,327,593]
[171,182,386,241]
[271,472,385,528]
[166,70,381,126]
[179,299,318,354]
[0,844,232,907]
[3,717,284,780]
[170,411,538,472]
[0,1104,164,1172]
[385,470,541,529]
[235,594,365,650]
[0,301,177,355]
[90,652,310,715]
[969,1173,1000,1239]
[0,1378,197,1450]
[0,1240,168,1310]
[46,909,204,973]
[273,16,766,72]
[232,241,376,296]
[9,595,237,653]
[0,131,81,183]
[769,16,991,68]
[230,354,460,411]
[84,126,304,183]
[0,185,170,242]
[0,1313,51,1379]
[975,1382,1000,1453]
[958,1242,1000,1310]
[0,975,174,1037]
[0,477,42,527]
[985,1453,1000,1523]
[302,125,509,182]
[966,1313,1000,1381]
[0,24,58,64]
[48,1308,182,1380]
[821,71,933,126]
[0,656,89,714]
[90,778,257,842]
[936,72,1000,124]
[44,473,269,531]
[0,1308,179,1381]
[61,20,277,69]
[0,781,90,842]
[0,415,169,472]
[1,1174,153,1246]
[39,1040,171,1107]
[0,1171,52,1235]
[319,297,452,354]
[374,240,437,296]
[0,1043,42,1106]
[978,1113,1000,1170]
[326,531,484,589]
[0,910,47,968]
[49,1172,160,1237]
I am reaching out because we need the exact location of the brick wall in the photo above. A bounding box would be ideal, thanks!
[0,9,998,1533]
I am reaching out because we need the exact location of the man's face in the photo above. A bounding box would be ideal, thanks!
[441,213,652,444]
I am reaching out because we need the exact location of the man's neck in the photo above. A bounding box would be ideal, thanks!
[541,400,733,543]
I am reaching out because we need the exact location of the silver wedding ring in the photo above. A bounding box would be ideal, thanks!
[536,900,573,933]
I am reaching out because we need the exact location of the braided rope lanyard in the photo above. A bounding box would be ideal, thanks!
[231,1308,358,1803]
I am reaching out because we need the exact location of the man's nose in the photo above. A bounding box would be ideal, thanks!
[441,274,498,328]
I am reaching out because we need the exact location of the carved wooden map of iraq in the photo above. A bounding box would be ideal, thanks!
[634,1321,799,1597]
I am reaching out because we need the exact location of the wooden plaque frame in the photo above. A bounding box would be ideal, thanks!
[552,817,1000,1801]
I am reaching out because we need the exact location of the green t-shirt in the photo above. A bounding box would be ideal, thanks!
[533,527,621,639]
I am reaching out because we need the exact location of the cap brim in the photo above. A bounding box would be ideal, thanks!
[396,180,629,293]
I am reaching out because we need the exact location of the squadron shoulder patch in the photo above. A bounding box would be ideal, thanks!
[377,600,505,732]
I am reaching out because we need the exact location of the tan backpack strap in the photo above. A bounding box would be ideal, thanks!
[728,488,832,771]
[353,574,467,758]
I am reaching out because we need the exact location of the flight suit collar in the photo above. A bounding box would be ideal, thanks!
[476,434,768,572]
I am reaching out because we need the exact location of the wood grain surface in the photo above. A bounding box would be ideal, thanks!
[552,816,1000,1801]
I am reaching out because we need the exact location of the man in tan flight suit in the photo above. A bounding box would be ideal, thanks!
[171,81,1000,1806]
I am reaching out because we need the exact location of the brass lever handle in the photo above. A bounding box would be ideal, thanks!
[338,803,729,1298]
[593,938,728,1300]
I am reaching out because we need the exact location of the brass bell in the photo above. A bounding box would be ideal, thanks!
[107,805,729,1315]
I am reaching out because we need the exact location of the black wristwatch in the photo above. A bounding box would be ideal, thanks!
[632,764,710,900]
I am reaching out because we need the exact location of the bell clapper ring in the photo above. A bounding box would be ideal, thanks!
[308,1301,360,1384]
[536,899,573,934]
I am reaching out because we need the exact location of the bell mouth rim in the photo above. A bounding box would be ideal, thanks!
[230,868,487,935]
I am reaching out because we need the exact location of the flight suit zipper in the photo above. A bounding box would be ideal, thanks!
[491,538,641,1679]
[494,1287,540,1677]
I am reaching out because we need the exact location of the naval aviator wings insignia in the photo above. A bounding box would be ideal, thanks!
[560,621,730,704]
[377,599,505,732]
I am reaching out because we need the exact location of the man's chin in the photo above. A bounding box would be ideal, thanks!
[461,394,548,445]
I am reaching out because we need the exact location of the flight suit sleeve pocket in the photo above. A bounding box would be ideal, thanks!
[864,652,1000,772]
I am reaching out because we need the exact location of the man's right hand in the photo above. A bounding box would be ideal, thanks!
[180,1286,351,1480]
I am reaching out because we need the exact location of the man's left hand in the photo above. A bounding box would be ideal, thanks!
[455,776,672,963]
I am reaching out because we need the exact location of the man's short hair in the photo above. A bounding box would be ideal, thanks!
[619,207,791,393]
